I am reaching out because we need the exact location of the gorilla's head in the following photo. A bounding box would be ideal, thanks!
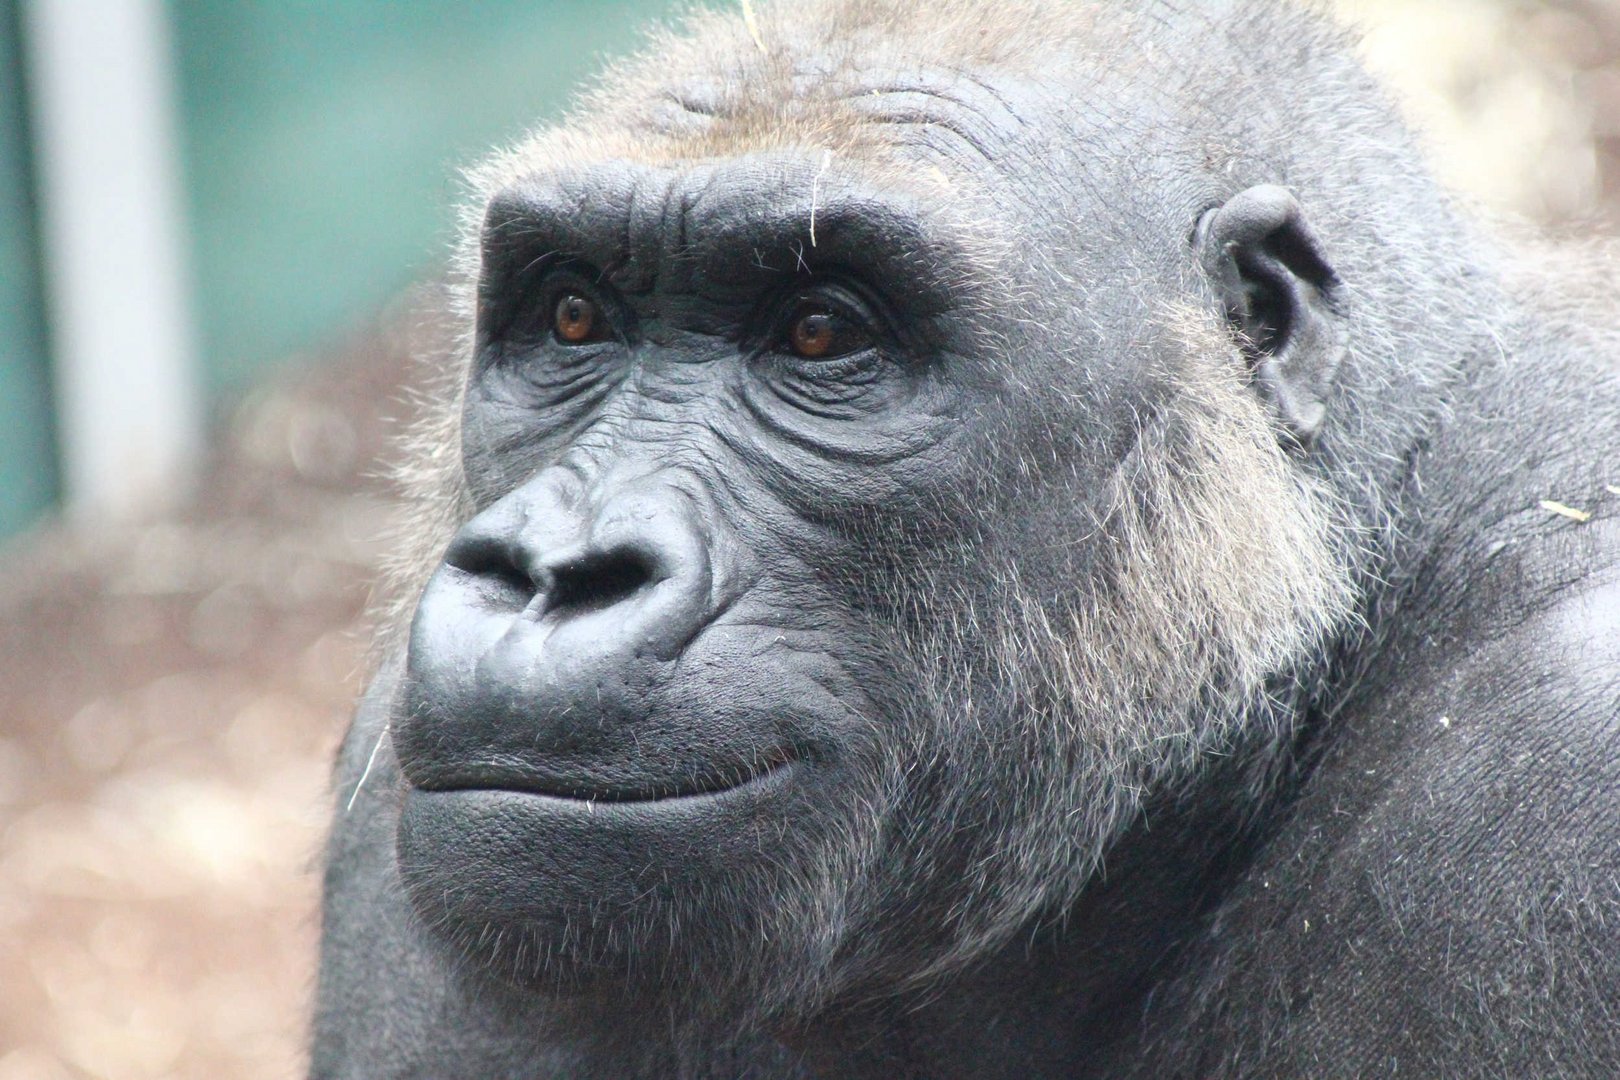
[384,0,1461,1030]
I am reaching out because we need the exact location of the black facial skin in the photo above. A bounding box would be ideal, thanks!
[313,3,1620,1078]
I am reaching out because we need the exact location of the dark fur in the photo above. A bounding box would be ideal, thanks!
[313,2,1620,1076]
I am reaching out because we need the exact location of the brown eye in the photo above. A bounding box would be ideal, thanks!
[787,302,868,359]
[553,293,600,344]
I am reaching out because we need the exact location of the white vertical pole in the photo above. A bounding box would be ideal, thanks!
[22,0,201,520]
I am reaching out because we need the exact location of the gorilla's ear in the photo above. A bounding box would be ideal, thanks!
[1194,185,1347,447]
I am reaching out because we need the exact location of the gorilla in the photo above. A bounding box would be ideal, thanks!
[312,1,1620,1076]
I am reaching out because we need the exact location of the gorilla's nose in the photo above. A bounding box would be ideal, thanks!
[437,466,720,660]
[398,467,739,788]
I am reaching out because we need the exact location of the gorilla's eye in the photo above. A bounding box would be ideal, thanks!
[787,301,870,360]
[553,293,602,345]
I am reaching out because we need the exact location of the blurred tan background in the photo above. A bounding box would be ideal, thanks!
[3,2,1620,1077]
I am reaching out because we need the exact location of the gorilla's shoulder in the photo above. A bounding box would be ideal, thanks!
[1312,511,1620,881]
[1136,550,1620,1076]
[1156,523,1620,1073]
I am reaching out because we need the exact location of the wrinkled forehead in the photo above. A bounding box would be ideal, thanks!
[467,0,1130,207]
[608,0,1113,153]
[651,65,1036,177]
[477,66,1044,206]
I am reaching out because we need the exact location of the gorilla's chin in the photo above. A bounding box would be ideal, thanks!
[394,764,857,1009]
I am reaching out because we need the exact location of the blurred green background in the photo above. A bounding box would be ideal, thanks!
[0,0,666,541]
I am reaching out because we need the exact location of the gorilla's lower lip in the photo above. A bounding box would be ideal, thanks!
[397,760,809,947]
[418,757,796,804]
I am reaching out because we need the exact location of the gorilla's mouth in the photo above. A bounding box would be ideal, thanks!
[415,754,796,804]
[395,749,814,983]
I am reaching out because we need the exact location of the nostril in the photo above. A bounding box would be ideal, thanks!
[542,548,657,619]
[445,535,537,601]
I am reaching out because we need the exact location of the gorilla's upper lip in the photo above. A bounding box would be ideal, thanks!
[415,754,795,803]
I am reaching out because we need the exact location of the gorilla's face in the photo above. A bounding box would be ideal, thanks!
[391,67,1353,1023]
[395,150,1011,1012]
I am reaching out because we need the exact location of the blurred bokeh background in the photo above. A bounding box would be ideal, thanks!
[1,1,1618,1077]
